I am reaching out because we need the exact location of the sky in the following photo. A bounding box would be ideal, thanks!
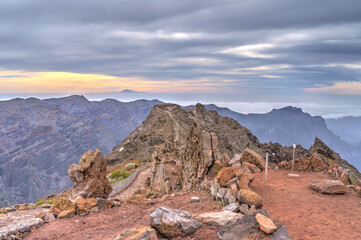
[1,0,361,117]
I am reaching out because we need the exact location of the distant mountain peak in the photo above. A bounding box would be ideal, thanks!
[274,106,303,113]
[120,89,144,93]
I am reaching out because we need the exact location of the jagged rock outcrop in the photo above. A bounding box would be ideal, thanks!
[277,153,327,172]
[68,150,112,199]
[309,138,361,184]
[108,103,265,193]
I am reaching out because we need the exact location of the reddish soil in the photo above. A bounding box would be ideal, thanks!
[26,191,222,240]
[252,170,361,240]
[26,170,361,240]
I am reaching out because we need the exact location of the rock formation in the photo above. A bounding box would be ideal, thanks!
[309,179,347,194]
[149,206,202,238]
[108,103,265,193]
[68,150,112,199]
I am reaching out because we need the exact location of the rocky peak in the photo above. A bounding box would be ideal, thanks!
[106,103,264,193]
[309,137,341,161]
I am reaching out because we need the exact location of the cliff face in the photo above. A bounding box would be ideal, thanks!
[0,96,162,207]
[106,103,265,192]
[106,103,263,165]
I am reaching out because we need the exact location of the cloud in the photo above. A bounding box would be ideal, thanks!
[1,0,361,111]
[305,81,361,95]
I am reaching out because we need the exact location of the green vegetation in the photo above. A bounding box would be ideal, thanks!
[47,199,56,205]
[35,200,46,206]
[124,163,139,170]
[109,169,131,183]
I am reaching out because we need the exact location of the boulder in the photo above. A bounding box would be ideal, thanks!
[238,189,263,209]
[271,225,292,240]
[240,148,265,170]
[256,213,278,234]
[217,214,268,240]
[222,203,240,213]
[49,198,75,217]
[217,167,242,187]
[112,225,158,240]
[149,206,201,238]
[194,211,243,227]
[58,209,75,219]
[75,196,98,215]
[242,162,261,173]
[310,179,347,194]
[68,149,112,199]
[235,169,253,190]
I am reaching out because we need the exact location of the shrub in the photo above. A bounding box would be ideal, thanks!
[36,200,45,206]
[47,200,56,205]
[109,169,130,183]
[124,163,138,170]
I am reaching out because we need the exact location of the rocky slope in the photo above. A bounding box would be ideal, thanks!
[106,103,263,166]
[0,96,162,207]
[201,104,361,171]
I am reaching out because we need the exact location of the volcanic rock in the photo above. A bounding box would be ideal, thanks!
[222,203,240,213]
[194,211,243,227]
[49,198,75,217]
[217,167,242,188]
[217,214,268,240]
[111,225,158,240]
[256,213,278,234]
[149,206,201,238]
[240,148,265,170]
[238,189,263,209]
[75,197,97,215]
[68,150,112,199]
[310,179,347,194]
[108,104,265,193]
[57,209,75,219]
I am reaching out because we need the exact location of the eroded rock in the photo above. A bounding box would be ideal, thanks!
[68,150,112,200]
[310,179,347,194]
[194,211,243,227]
[149,206,201,238]
[112,225,158,240]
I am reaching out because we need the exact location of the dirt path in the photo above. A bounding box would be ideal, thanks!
[111,167,151,201]
[252,170,361,240]
[26,191,222,240]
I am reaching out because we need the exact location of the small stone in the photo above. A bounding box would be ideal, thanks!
[40,203,52,208]
[239,204,249,215]
[288,174,300,178]
[238,189,263,209]
[256,213,278,234]
[254,209,271,218]
[190,197,200,203]
[90,207,100,213]
[222,203,240,213]
[45,212,56,223]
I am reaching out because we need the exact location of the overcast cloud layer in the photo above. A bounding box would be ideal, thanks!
[1,0,361,114]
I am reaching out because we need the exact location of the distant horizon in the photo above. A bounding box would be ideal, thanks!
[1,92,361,119]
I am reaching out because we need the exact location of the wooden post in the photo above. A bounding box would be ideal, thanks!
[292,144,296,172]
[265,153,269,185]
